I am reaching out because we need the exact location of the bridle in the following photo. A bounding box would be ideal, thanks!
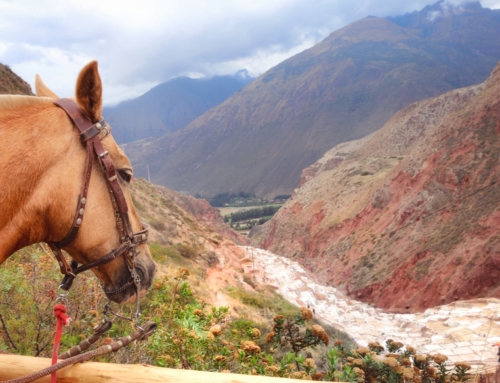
[46,98,149,321]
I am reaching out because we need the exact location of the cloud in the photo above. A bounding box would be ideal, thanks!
[426,0,465,21]
[0,0,498,105]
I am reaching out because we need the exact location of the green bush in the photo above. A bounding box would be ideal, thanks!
[0,247,473,382]
[174,243,197,259]
[149,217,167,231]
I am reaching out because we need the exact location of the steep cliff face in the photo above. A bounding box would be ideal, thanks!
[252,63,500,312]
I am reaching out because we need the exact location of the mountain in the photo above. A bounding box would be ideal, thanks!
[124,1,500,198]
[0,63,33,95]
[250,61,500,312]
[104,76,248,143]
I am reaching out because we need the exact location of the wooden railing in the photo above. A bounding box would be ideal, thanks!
[0,354,300,382]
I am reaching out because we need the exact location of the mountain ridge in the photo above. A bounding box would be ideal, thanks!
[106,75,248,143]
[124,1,500,198]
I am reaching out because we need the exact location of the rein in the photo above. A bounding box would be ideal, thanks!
[46,98,149,321]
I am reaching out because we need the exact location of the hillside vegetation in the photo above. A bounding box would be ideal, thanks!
[125,2,500,198]
[1,179,476,381]
[0,179,362,380]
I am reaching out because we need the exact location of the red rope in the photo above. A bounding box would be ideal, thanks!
[51,304,70,383]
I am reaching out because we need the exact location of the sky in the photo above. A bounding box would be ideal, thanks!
[1,0,499,106]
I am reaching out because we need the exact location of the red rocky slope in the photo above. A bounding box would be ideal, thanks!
[153,185,248,246]
[252,62,500,312]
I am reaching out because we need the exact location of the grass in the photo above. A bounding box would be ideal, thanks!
[218,204,283,218]
[226,286,298,318]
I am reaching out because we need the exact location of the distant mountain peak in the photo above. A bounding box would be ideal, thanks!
[125,2,500,197]
[234,69,254,85]
[105,75,247,143]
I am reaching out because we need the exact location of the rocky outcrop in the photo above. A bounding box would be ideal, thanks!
[0,63,33,95]
[154,185,249,246]
[252,62,500,312]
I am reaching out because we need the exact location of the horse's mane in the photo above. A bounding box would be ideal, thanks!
[0,95,53,112]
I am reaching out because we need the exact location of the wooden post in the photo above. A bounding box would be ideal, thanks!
[0,354,300,382]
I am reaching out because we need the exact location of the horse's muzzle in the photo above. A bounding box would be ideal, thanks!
[103,259,156,304]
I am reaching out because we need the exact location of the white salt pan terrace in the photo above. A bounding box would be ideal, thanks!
[238,246,500,368]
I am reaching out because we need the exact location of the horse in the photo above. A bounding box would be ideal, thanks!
[0,61,156,305]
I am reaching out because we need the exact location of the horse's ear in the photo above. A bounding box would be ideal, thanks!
[75,61,102,122]
[35,74,59,99]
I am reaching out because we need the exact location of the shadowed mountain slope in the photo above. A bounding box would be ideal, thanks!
[251,61,500,312]
[0,63,33,95]
[125,1,500,198]
[105,76,247,143]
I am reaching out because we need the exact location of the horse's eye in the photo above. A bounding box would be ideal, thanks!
[118,169,132,183]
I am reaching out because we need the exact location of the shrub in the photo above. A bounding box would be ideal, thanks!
[175,243,197,259]
[149,218,167,231]
[0,246,473,382]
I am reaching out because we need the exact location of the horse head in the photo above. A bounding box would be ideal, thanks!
[33,61,156,304]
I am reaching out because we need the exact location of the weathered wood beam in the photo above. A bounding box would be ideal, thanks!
[0,354,299,382]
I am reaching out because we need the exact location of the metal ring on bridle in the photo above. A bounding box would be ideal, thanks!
[58,285,70,297]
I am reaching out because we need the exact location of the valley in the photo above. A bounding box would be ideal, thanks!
[2,0,500,378]
[241,246,500,371]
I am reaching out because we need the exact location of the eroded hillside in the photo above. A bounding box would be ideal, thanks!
[130,179,286,323]
[252,62,500,312]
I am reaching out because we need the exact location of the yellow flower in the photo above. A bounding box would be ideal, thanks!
[300,307,313,320]
[193,309,205,317]
[427,366,437,377]
[401,358,412,366]
[304,358,316,369]
[353,358,364,367]
[401,367,415,380]
[355,347,371,355]
[215,355,225,362]
[415,354,427,364]
[266,332,276,343]
[406,345,416,354]
[251,328,261,338]
[353,367,365,377]
[210,325,222,336]
[432,354,448,364]
[241,341,261,354]
[384,357,399,368]
[311,324,329,346]
[455,361,471,370]
[265,365,279,374]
